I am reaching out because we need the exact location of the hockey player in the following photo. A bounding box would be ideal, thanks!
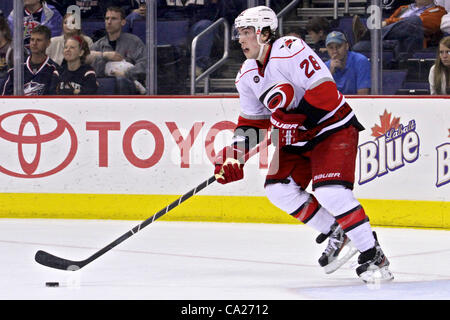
[213,6,394,283]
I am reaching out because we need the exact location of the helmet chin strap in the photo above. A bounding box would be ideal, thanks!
[256,31,268,61]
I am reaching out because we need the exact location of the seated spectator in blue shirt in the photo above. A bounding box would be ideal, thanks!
[325,31,371,95]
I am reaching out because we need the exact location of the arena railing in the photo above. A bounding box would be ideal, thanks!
[190,18,230,95]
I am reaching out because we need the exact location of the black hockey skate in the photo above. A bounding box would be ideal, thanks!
[317,222,357,274]
[356,232,394,283]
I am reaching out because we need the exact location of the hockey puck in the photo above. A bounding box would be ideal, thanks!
[45,282,59,287]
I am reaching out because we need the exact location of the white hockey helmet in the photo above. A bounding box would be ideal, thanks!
[234,6,278,38]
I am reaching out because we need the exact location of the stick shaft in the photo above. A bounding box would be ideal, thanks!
[82,175,217,266]
[35,138,271,270]
[86,138,271,264]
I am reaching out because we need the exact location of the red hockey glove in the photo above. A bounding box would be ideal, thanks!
[270,109,307,147]
[214,145,246,184]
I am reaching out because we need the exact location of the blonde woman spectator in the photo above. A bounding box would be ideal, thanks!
[429,36,450,94]
[47,12,93,66]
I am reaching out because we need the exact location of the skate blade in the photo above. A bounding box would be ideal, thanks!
[323,245,358,274]
[359,266,394,284]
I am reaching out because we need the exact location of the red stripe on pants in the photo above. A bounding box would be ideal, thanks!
[291,195,320,223]
[335,206,368,232]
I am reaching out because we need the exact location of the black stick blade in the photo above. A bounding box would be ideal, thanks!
[35,250,83,271]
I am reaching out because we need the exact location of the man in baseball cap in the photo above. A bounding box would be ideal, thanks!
[325,31,371,95]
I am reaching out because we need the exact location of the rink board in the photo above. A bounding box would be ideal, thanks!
[0,96,448,229]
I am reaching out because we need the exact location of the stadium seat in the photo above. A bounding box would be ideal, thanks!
[405,58,435,81]
[0,2,13,17]
[81,19,106,39]
[402,81,430,90]
[358,50,396,69]
[130,20,189,46]
[382,70,407,95]
[395,88,430,95]
[97,77,116,95]
[333,16,358,47]
[396,80,430,95]
[412,49,437,60]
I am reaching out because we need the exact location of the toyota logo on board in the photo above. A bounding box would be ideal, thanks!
[0,110,77,178]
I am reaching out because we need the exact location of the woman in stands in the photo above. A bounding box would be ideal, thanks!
[47,12,93,66]
[429,36,450,95]
[56,35,98,95]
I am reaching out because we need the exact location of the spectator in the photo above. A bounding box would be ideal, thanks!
[435,0,450,36]
[381,0,413,18]
[62,1,135,20]
[325,31,371,95]
[216,0,245,27]
[158,0,220,76]
[7,0,63,50]
[72,0,103,19]
[0,16,13,79]
[46,1,76,16]
[305,17,331,55]
[101,1,136,16]
[47,12,93,66]
[89,6,146,95]
[286,29,306,40]
[353,0,446,54]
[56,35,97,94]
[75,0,135,20]
[429,36,450,94]
[125,0,157,27]
[1,25,60,95]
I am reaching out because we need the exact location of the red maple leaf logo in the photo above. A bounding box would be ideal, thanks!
[371,109,401,138]
[448,128,450,138]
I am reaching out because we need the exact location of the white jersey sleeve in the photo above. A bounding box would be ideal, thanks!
[235,60,272,122]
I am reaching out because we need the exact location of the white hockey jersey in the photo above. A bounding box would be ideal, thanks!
[233,36,362,151]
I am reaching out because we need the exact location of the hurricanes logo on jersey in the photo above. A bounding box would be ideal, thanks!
[259,83,295,112]
[280,38,297,49]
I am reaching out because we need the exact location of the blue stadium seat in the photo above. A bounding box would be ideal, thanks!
[82,18,189,47]
[382,70,407,95]
[405,58,435,81]
[81,19,106,39]
[412,50,437,60]
[130,20,189,46]
[334,16,358,47]
[97,77,116,95]
[396,79,430,95]
[395,88,430,95]
[402,81,430,90]
[358,50,396,69]
[0,2,13,17]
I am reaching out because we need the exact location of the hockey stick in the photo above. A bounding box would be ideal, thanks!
[35,138,271,271]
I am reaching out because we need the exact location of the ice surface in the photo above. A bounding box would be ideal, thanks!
[0,219,448,300]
